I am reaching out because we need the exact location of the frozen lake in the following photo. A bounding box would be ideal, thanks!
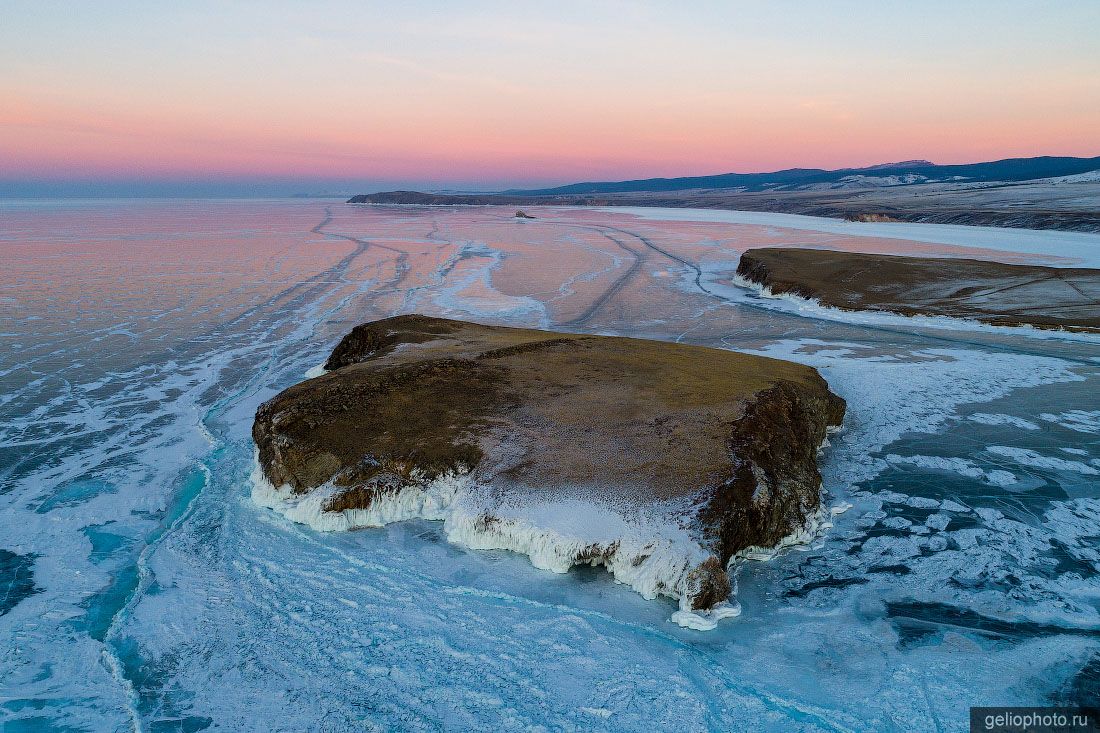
[2,199,1098,731]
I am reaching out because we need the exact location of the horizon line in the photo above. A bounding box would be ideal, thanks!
[3,151,1099,199]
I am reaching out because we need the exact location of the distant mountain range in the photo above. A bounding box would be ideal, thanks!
[504,155,1100,195]
[347,155,1100,233]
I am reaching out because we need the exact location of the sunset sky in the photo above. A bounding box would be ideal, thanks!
[2,1,1098,195]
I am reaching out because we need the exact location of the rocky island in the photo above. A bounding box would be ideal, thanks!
[737,247,1100,333]
[252,315,845,628]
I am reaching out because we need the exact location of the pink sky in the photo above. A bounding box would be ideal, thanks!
[2,2,1098,189]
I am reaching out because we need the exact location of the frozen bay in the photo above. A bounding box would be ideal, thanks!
[2,199,1099,731]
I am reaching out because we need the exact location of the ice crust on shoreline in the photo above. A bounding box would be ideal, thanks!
[728,274,1100,343]
[250,459,829,630]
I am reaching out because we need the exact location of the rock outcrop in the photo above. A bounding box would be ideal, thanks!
[253,315,845,624]
[737,247,1100,333]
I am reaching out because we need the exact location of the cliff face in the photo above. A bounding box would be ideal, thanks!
[253,315,845,619]
[736,247,1100,333]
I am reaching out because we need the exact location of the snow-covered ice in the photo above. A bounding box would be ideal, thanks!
[607,205,1100,267]
[4,200,1099,732]
[252,460,829,626]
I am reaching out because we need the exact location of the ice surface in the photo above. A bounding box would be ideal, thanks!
[1040,410,1100,434]
[885,453,1018,487]
[607,205,1100,267]
[967,412,1041,430]
[5,200,1100,731]
[986,446,1099,476]
[745,338,1085,488]
[252,461,827,624]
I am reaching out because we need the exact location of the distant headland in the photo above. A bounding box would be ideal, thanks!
[348,155,1100,233]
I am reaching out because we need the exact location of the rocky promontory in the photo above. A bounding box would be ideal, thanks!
[737,247,1100,333]
[252,315,845,627]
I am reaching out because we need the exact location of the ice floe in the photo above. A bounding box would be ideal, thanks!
[985,446,1100,476]
[885,453,1018,487]
[1039,410,1100,434]
[967,413,1041,430]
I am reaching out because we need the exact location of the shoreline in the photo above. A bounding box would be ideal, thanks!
[249,451,845,631]
[347,181,1100,236]
[346,200,1100,267]
[732,248,1100,336]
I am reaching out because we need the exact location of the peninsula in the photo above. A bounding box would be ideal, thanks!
[736,247,1100,333]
